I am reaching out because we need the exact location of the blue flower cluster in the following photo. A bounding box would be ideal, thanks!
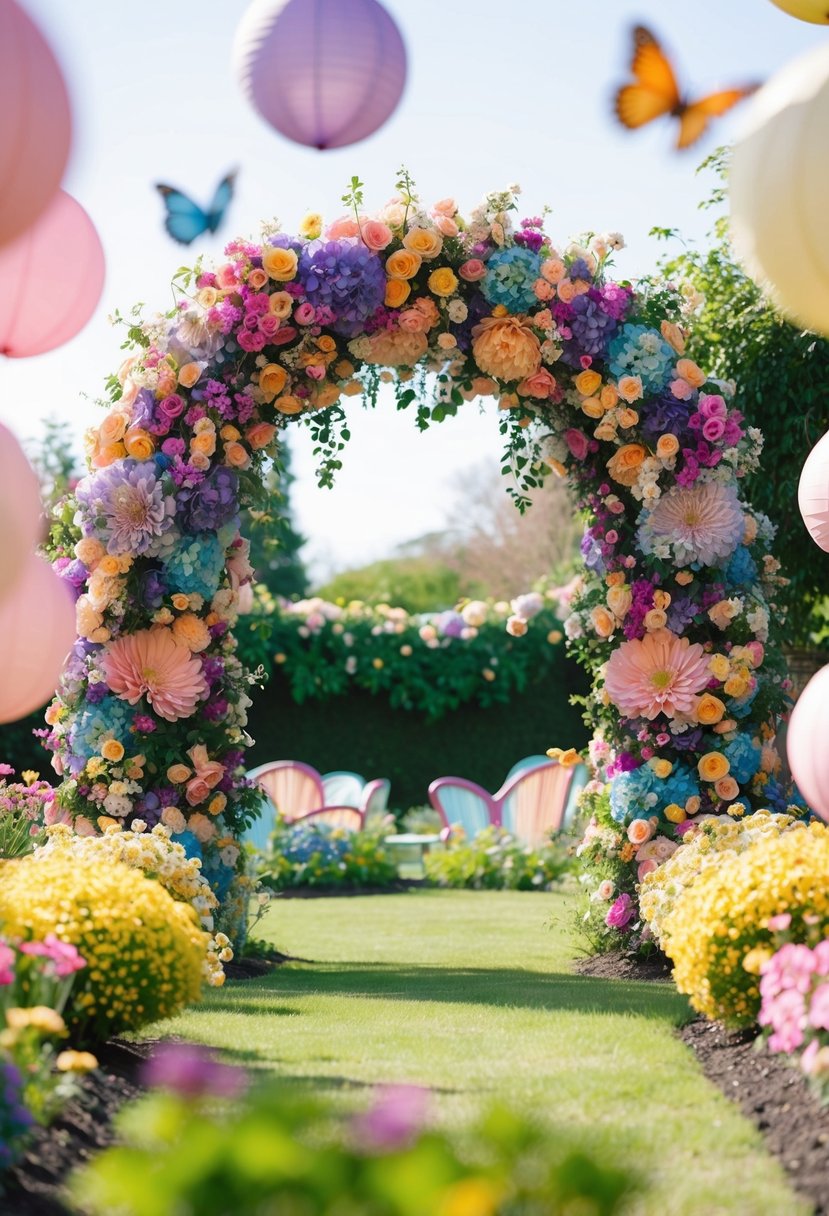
[68,695,132,770]
[278,821,349,866]
[722,734,762,784]
[481,247,542,313]
[609,761,699,824]
[165,533,226,599]
[0,1061,33,1168]
[724,545,758,587]
[606,324,676,395]
[298,239,387,337]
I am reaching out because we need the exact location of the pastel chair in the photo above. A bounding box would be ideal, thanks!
[321,770,365,808]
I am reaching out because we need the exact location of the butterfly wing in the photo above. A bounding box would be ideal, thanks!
[676,86,759,150]
[155,184,209,245]
[614,25,681,130]
[205,170,237,234]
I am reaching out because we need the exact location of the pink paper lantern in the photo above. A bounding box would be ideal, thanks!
[787,662,829,821]
[0,190,105,359]
[0,0,71,247]
[0,424,43,604]
[0,554,75,724]
[798,428,829,551]
[233,0,407,150]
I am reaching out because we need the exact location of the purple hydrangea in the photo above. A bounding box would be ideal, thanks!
[176,466,239,534]
[562,291,618,363]
[298,239,387,337]
[639,393,694,442]
[75,460,176,556]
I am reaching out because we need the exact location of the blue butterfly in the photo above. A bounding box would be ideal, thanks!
[155,170,237,245]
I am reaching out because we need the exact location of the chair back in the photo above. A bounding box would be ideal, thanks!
[561,763,590,831]
[321,770,365,808]
[505,754,551,782]
[241,761,325,850]
[428,777,496,837]
[361,777,391,820]
[496,761,575,847]
[292,806,365,831]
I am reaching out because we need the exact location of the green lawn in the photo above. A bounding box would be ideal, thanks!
[156,887,808,1216]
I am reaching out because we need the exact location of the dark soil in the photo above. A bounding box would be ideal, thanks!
[574,947,673,981]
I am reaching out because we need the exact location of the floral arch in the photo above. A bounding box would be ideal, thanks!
[42,179,793,935]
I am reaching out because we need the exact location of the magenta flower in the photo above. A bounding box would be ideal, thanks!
[0,942,15,985]
[351,1084,431,1152]
[142,1043,247,1099]
[605,893,635,930]
[20,934,86,978]
[809,982,829,1032]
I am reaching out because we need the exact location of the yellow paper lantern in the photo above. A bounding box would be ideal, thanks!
[731,42,829,335]
[768,0,829,22]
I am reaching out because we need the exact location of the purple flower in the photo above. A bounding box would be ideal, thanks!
[177,466,239,534]
[563,291,618,362]
[140,567,168,609]
[298,239,387,337]
[142,1043,248,1100]
[639,393,694,442]
[605,893,635,930]
[75,460,176,556]
[351,1085,430,1152]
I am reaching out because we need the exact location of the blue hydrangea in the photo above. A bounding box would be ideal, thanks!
[730,683,762,721]
[725,545,758,587]
[722,734,762,784]
[164,533,226,600]
[606,324,676,395]
[610,762,699,824]
[481,247,542,312]
[68,696,132,770]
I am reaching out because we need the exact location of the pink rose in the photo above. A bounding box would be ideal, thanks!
[744,641,765,667]
[246,422,277,450]
[326,215,360,239]
[564,428,589,460]
[215,263,240,289]
[258,313,281,337]
[699,393,727,420]
[605,893,635,930]
[517,367,557,398]
[185,777,211,806]
[399,309,429,333]
[360,220,393,251]
[670,378,694,401]
[433,214,459,237]
[158,394,186,421]
[638,860,658,881]
[702,416,726,442]
[294,303,316,325]
[459,259,486,282]
[306,365,326,380]
[627,818,654,846]
[431,197,457,217]
[272,325,298,346]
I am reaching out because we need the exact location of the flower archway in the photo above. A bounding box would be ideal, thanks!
[42,178,793,934]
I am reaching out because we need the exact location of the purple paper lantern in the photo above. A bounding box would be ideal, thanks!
[233,0,407,150]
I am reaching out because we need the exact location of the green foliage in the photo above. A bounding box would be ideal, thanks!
[243,443,309,600]
[573,787,638,956]
[424,826,570,891]
[655,150,829,644]
[70,1080,639,1216]
[258,819,399,891]
[314,558,470,614]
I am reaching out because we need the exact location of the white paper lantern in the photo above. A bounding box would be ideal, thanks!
[730,42,829,335]
[768,0,829,22]
[798,428,829,550]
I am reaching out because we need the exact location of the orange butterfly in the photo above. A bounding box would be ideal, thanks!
[614,26,759,150]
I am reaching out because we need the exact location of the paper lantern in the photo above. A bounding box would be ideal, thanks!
[233,0,407,150]
[0,0,71,247]
[797,428,829,550]
[0,190,105,359]
[0,424,43,604]
[768,0,829,22]
[0,554,75,723]
[787,663,829,820]
[730,43,829,336]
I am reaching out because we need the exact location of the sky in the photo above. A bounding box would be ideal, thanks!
[1,0,824,581]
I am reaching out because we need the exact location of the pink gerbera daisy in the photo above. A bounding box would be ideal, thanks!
[101,628,208,722]
[604,628,711,720]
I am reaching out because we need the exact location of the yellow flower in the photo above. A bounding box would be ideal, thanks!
[298,211,323,239]
[6,1006,66,1035]
[123,427,155,461]
[372,657,384,669]
[742,947,773,976]
[656,433,680,459]
[698,752,730,782]
[428,267,458,297]
[402,226,443,259]
[708,654,731,681]
[385,277,411,308]
[261,246,298,281]
[386,248,422,280]
[274,395,304,416]
[100,739,125,763]
[664,803,686,823]
[574,369,602,397]
[438,1177,503,1216]
[21,770,40,786]
[546,747,580,767]
[724,672,750,698]
[695,694,726,725]
[649,758,673,779]
[56,1050,98,1073]
[259,363,288,399]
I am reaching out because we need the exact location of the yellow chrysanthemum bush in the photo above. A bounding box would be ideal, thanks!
[0,851,208,1042]
[661,821,829,1027]
[35,823,230,986]
[639,809,801,949]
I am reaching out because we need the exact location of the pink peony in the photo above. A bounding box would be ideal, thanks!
[605,893,635,930]
[102,628,209,722]
[638,481,744,568]
[605,629,711,721]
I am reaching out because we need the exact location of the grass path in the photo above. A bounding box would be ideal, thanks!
[159,888,807,1216]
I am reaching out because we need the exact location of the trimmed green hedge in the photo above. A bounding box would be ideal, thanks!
[245,657,589,812]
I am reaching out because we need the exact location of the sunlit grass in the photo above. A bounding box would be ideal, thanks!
[155,888,808,1216]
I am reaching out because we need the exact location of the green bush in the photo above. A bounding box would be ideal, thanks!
[424,826,570,891]
[258,819,400,891]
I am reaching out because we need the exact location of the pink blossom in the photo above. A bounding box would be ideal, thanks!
[360,220,393,251]
[294,303,316,325]
[638,859,658,881]
[702,416,726,442]
[458,259,487,282]
[102,628,209,722]
[605,892,635,930]
[564,428,589,461]
[433,214,459,237]
[698,393,728,420]
[20,934,85,978]
[767,913,792,932]
[605,629,711,721]
[0,942,15,985]
[670,378,694,401]
[808,982,829,1031]
[325,215,361,239]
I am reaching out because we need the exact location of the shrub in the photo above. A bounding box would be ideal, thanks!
[0,769,53,858]
[259,820,399,891]
[0,852,208,1041]
[639,809,803,949]
[758,937,829,1103]
[424,826,570,891]
[662,822,829,1026]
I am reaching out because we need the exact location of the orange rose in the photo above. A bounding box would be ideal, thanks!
[99,411,130,445]
[262,246,298,281]
[675,358,706,388]
[581,397,604,419]
[171,593,190,611]
[311,383,342,409]
[427,267,458,297]
[224,441,251,468]
[274,395,304,416]
[661,320,686,354]
[177,362,202,389]
[627,818,655,845]
[472,316,541,382]
[574,369,602,397]
[715,776,740,801]
[606,444,646,487]
[607,585,632,619]
[617,375,643,403]
[100,739,124,762]
[402,227,443,259]
[698,752,730,782]
[386,249,422,280]
[316,335,337,354]
[385,278,411,308]
[124,427,155,460]
[656,434,680,459]
[590,605,616,638]
[259,363,288,398]
[643,608,667,631]
[166,764,192,784]
[600,384,619,410]
[695,693,726,725]
[191,431,216,458]
[246,422,277,449]
[617,407,639,429]
[268,292,293,318]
